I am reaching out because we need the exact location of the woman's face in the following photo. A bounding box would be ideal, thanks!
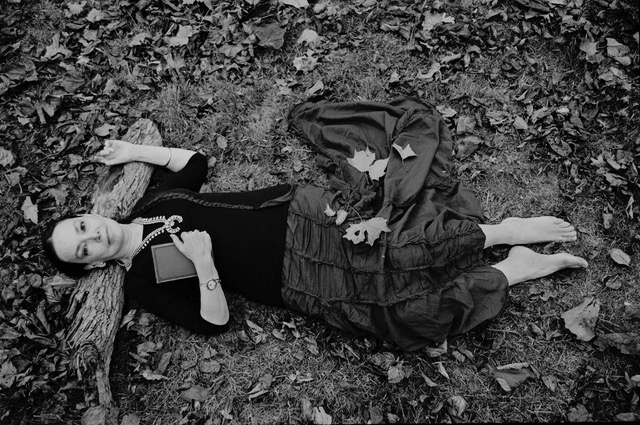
[51,214,125,268]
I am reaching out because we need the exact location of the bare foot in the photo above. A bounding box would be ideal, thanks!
[501,216,577,245]
[492,246,588,286]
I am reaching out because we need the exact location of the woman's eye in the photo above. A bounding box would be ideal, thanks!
[83,245,89,257]
[80,221,86,231]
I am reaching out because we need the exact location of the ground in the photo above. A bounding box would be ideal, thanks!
[0,0,639,424]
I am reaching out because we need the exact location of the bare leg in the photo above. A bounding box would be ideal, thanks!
[479,216,577,248]
[491,246,588,286]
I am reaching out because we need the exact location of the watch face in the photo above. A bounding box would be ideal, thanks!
[207,280,217,290]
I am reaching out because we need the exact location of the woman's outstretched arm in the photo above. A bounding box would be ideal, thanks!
[94,139,196,172]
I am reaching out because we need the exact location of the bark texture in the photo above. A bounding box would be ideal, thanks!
[64,119,162,415]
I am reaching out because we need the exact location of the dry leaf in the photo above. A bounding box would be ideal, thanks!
[369,158,389,181]
[313,406,332,424]
[609,248,631,266]
[567,404,591,422]
[279,0,309,8]
[421,372,437,387]
[542,374,557,392]
[94,123,116,137]
[447,395,467,416]
[246,319,264,333]
[81,406,106,425]
[494,363,539,392]
[606,38,631,66]
[424,339,447,357]
[387,412,400,424]
[254,23,286,49]
[120,414,141,425]
[343,217,390,245]
[324,204,336,217]
[335,209,348,225]
[456,136,483,160]
[180,384,212,402]
[596,332,640,355]
[615,413,640,422]
[0,361,17,388]
[579,35,597,57]
[43,33,72,60]
[156,352,172,374]
[387,363,406,384]
[561,297,600,341]
[216,135,228,149]
[423,61,441,80]
[200,360,221,373]
[436,362,449,379]
[456,115,476,134]
[513,115,529,130]
[392,143,416,160]
[129,32,150,47]
[624,302,640,321]
[306,337,319,355]
[0,147,15,167]
[347,147,376,173]
[307,80,324,95]
[422,12,455,31]
[297,29,320,46]
[301,398,313,422]
[166,25,195,47]
[141,369,169,381]
[369,406,383,424]
[21,197,38,224]
[436,105,457,118]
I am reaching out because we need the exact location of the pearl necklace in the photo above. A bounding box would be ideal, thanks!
[118,215,183,269]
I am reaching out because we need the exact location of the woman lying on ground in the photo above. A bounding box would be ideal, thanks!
[42,98,588,351]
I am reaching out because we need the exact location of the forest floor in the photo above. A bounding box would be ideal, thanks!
[0,0,639,424]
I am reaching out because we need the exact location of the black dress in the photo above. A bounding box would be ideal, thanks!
[123,153,292,335]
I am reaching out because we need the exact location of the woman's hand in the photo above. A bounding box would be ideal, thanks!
[170,230,213,267]
[94,139,135,166]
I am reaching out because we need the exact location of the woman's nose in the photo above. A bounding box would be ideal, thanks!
[86,230,101,241]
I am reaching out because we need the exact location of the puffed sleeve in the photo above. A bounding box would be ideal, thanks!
[155,152,208,193]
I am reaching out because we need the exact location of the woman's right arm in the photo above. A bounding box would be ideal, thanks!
[96,140,195,172]
[95,139,196,172]
[97,139,208,193]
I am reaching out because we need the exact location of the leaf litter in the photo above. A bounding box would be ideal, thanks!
[1,0,638,422]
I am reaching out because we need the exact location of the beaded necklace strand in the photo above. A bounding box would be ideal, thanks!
[118,215,183,269]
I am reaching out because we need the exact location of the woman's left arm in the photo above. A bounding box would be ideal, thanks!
[170,230,229,325]
[95,139,195,172]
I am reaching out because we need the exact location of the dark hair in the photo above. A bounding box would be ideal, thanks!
[41,214,91,279]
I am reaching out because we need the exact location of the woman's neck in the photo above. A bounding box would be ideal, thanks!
[118,222,144,261]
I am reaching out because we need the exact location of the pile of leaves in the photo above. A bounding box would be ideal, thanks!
[1,0,638,423]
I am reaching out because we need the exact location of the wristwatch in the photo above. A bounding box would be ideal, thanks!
[200,278,221,291]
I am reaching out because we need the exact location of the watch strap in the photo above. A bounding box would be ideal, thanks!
[200,278,221,291]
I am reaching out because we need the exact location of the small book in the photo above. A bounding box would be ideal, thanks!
[151,242,197,283]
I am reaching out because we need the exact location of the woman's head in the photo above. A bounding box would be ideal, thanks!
[42,213,127,277]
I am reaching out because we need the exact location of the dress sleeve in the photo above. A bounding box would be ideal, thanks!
[124,273,229,336]
[155,152,208,192]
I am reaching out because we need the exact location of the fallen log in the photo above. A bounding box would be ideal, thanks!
[63,119,162,424]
